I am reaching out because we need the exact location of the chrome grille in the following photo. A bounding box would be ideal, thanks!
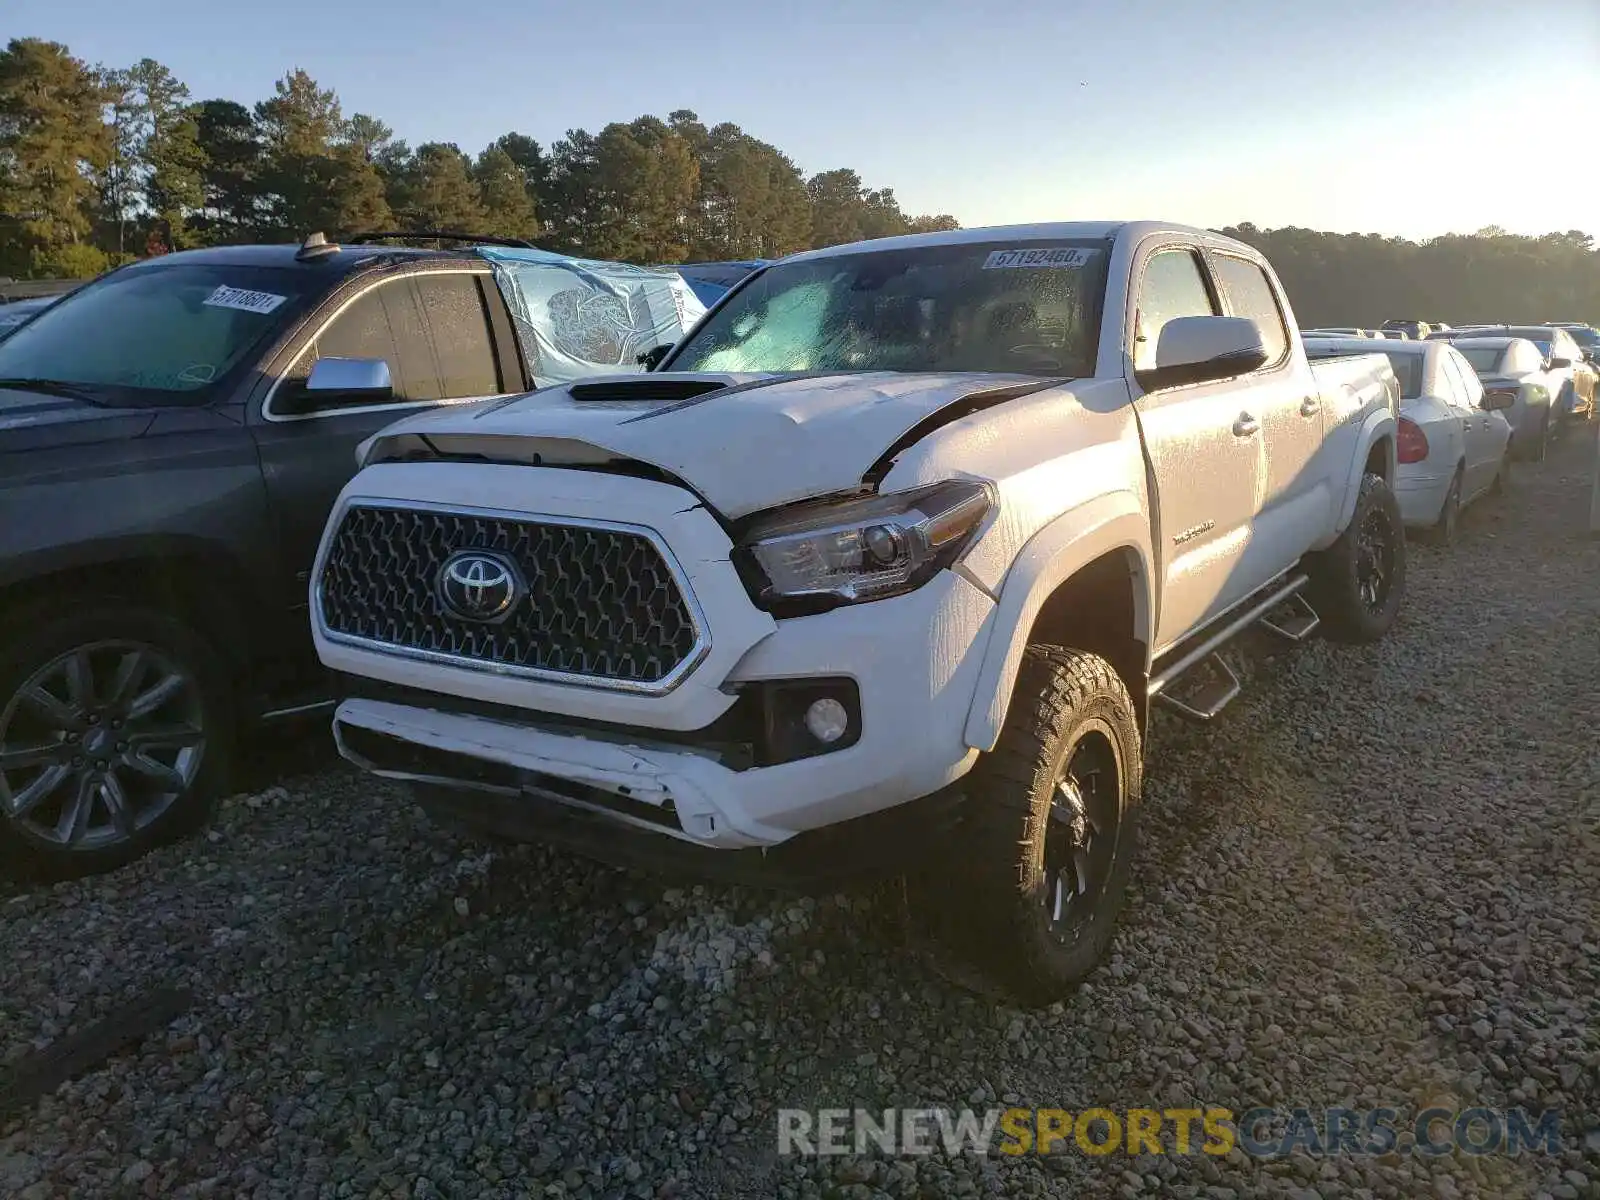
[318,504,702,688]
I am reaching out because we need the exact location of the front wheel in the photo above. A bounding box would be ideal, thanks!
[910,646,1141,1005]
[1306,472,1406,644]
[0,605,233,879]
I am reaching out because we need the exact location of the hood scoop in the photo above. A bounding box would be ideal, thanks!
[568,378,729,403]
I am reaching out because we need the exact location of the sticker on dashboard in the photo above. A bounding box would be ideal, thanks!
[982,247,1098,270]
[203,285,287,314]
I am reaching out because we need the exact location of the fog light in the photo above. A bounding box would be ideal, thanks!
[804,698,850,744]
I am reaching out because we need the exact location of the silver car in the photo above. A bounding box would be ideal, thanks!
[1452,337,1558,460]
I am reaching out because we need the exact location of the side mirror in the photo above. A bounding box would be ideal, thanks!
[1138,315,1268,391]
[1481,389,1516,412]
[282,357,394,413]
[1548,356,1572,370]
[636,343,673,371]
[308,356,392,397]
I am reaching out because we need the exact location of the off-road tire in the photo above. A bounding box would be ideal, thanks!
[911,646,1141,1006]
[0,603,234,880]
[1306,472,1406,644]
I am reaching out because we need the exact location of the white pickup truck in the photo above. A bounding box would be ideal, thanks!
[310,221,1404,1003]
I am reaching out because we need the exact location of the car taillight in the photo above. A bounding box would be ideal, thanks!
[1397,417,1429,464]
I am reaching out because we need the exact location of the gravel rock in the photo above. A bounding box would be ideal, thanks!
[2,436,1598,1197]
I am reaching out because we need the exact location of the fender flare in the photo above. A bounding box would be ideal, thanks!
[961,491,1154,753]
[1334,408,1397,534]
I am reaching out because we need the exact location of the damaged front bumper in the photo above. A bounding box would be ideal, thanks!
[314,461,999,855]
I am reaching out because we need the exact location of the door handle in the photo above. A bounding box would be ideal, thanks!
[1300,396,1321,416]
[1233,413,1260,437]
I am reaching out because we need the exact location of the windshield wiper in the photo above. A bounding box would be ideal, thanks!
[0,378,115,404]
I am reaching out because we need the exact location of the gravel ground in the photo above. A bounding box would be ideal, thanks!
[2,433,1598,1200]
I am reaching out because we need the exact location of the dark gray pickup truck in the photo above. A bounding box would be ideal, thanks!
[0,235,537,876]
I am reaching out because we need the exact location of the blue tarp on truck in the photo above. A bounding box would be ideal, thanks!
[475,247,709,387]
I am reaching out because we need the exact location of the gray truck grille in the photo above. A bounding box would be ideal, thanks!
[318,505,702,688]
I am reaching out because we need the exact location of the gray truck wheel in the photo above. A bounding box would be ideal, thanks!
[1306,473,1406,644]
[0,604,232,880]
[913,646,1141,1005]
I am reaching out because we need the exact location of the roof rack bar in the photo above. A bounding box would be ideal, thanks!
[346,231,537,249]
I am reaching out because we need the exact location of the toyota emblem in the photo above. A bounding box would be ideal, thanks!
[437,551,522,622]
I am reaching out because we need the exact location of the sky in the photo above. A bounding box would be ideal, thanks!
[9,0,1600,240]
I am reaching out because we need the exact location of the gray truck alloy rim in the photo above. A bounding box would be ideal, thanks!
[1356,504,1397,614]
[0,641,205,850]
[1043,730,1119,940]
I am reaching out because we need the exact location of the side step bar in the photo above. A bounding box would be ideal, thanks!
[1149,572,1311,723]
[1259,593,1320,642]
[1153,653,1240,722]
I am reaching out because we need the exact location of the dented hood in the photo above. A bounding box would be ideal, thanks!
[365,370,1058,518]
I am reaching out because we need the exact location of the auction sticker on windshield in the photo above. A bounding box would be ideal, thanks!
[203,284,287,314]
[983,248,1098,270]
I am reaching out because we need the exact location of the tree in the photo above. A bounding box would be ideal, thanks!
[254,68,341,158]
[94,66,139,257]
[907,213,961,234]
[0,38,110,275]
[253,68,344,235]
[396,142,486,232]
[858,187,909,241]
[306,146,391,234]
[191,99,261,240]
[806,169,867,248]
[127,58,204,247]
[684,119,810,260]
[474,146,537,240]
[544,119,702,260]
[488,132,548,214]
[344,113,394,163]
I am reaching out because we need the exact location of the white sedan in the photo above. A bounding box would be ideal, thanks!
[1304,336,1514,543]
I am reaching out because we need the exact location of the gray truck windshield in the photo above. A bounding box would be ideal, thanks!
[665,240,1108,378]
[0,263,310,405]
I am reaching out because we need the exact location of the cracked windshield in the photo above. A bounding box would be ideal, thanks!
[0,0,1596,1197]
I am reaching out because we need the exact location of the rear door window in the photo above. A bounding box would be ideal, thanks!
[1439,352,1479,409]
[1210,254,1290,368]
[413,273,503,398]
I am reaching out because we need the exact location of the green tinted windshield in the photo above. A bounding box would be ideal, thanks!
[665,241,1109,377]
[0,262,310,404]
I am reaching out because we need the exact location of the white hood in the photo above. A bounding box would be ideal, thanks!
[365,370,1062,519]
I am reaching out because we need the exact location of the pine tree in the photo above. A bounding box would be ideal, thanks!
[0,38,111,276]
[474,146,538,241]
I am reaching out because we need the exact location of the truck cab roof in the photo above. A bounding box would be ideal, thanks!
[117,241,474,278]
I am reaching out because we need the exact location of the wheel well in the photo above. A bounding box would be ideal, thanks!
[1365,435,1393,484]
[1022,549,1149,731]
[0,554,261,677]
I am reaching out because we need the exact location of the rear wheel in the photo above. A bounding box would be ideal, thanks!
[1491,453,1510,496]
[0,605,233,879]
[911,646,1141,1005]
[1424,469,1462,545]
[1528,413,1550,463]
[1306,472,1406,644]
[1556,384,1577,431]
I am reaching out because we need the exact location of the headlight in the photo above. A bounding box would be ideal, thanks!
[735,479,994,614]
